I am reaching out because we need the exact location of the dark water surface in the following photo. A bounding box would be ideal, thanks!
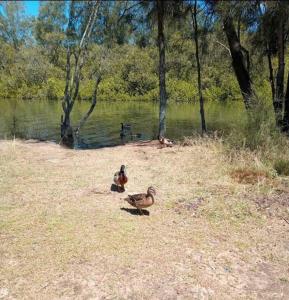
[0,99,246,149]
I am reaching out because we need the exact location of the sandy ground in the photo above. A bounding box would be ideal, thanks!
[0,139,289,299]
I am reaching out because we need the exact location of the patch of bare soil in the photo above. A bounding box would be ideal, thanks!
[230,168,270,185]
[174,197,206,216]
[0,139,289,299]
[254,192,289,220]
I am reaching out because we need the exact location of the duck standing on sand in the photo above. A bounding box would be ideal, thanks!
[159,136,174,147]
[124,186,156,214]
[114,165,128,192]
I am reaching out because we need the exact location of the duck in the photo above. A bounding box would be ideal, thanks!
[121,123,131,132]
[113,165,128,191]
[120,123,132,139]
[159,136,174,147]
[124,186,156,214]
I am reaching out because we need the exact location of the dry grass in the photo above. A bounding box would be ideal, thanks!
[0,138,289,299]
[230,168,270,185]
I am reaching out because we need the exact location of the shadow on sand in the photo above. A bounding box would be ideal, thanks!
[120,207,150,216]
[110,184,125,193]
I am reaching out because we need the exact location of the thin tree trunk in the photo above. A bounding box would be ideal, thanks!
[223,16,253,109]
[274,18,285,127]
[266,45,275,102]
[157,0,167,138]
[283,72,289,132]
[237,15,241,42]
[61,0,100,145]
[192,0,206,134]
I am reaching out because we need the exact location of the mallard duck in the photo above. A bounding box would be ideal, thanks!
[159,136,174,147]
[124,186,156,214]
[114,165,128,191]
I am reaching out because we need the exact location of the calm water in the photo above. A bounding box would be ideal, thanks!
[0,99,246,149]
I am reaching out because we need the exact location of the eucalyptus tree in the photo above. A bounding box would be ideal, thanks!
[140,0,183,138]
[254,1,289,129]
[34,1,67,65]
[190,0,206,134]
[94,1,139,46]
[0,1,31,50]
[206,0,259,110]
[61,0,102,146]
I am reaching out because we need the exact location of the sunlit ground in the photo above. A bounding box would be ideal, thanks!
[0,139,289,298]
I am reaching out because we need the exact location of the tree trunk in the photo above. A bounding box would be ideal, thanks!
[223,16,253,109]
[266,45,275,102]
[274,19,285,127]
[60,1,100,146]
[283,72,289,132]
[157,0,167,138]
[192,0,206,134]
[237,15,241,42]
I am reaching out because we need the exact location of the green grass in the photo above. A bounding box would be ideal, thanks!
[274,159,289,176]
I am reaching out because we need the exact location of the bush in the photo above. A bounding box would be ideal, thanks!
[167,79,197,102]
[98,77,131,101]
[46,78,65,99]
[274,159,289,176]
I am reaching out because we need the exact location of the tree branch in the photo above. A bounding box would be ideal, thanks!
[117,1,140,24]
[75,75,102,133]
[215,40,231,56]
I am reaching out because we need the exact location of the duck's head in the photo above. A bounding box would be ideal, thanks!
[147,186,156,196]
[120,165,126,173]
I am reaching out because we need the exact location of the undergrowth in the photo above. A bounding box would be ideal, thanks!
[221,100,289,178]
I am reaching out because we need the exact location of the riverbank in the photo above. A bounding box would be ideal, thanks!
[1,139,289,299]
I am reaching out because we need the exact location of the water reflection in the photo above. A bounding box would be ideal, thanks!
[0,99,247,149]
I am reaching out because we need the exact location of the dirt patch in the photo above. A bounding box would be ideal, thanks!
[230,168,270,184]
[254,192,289,219]
[174,197,205,216]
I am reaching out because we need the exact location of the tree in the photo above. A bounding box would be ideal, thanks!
[34,1,67,65]
[0,1,31,50]
[156,0,167,137]
[223,15,253,109]
[140,0,183,137]
[191,0,206,134]
[206,0,256,109]
[61,0,102,146]
[256,1,289,129]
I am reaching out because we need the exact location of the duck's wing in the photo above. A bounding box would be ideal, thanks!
[125,193,146,204]
[113,171,120,184]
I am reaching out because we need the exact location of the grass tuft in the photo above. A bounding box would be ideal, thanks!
[274,159,289,176]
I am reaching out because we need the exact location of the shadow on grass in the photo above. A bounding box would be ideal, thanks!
[120,207,150,216]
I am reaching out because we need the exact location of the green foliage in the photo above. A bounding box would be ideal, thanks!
[167,79,197,102]
[0,0,282,107]
[46,78,65,100]
[226,100,278,151]
[98,76,131,102]
[274,159,289,176]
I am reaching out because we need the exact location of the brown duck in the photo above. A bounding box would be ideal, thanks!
[114,165,128,191]
[159,136,174,147]
[124,186,156,214]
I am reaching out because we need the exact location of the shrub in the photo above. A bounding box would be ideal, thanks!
[167,79,197,102]
[46,78,65,100]
[274,159,289,176]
